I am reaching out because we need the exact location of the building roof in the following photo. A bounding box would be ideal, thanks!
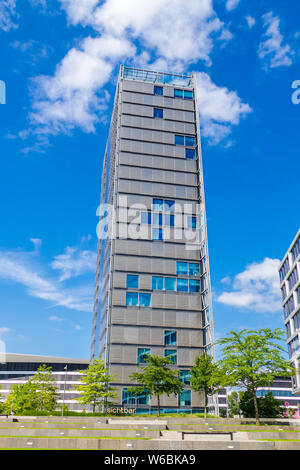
[2,353,89,364]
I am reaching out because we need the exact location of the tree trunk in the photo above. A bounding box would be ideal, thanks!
[157,395,160,417]
[252,388,260,425]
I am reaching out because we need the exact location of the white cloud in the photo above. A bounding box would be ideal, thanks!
[258,12,293,69]
[91,0,223,66]
[10,39,52,64]
[51,246,96,281]
[48,315,64,322]
[225,0,240,12]
[29,35,135,135]
[0,327,10,338]
[59,0,99,24]
[0,245,93,312]
[195,72,252,144]
[217,257,282,313]
[0,0,17,32]
[24,0,252,146]
[30,238,42,251]
[245,15,256,29]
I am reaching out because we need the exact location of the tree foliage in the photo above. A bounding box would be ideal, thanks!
[3,382,37,415]
[217,328,295,424]
[239,391,283,418]
[75,357,118,413]
[30,364,58,412]
[129,355,184,416]
[227,391,241,417]
[3,364,58,415]
[190,353,223,418]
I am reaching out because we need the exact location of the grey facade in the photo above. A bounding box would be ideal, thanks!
[279,228,300,394]
[91,66,214,411]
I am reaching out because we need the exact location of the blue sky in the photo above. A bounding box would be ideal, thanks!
[0,0,299,359]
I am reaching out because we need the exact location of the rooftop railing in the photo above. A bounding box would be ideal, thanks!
[122,65,194,88]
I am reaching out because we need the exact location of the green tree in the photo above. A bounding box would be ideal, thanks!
[217,328,294,425]
[190,353,223,418]
[239,391,283,418]
[3,381,38,415]
[75,357,118,413]
[129,355,184,417]
[227,391,241,417]
[30,364,58,412]
[0,386,4,414]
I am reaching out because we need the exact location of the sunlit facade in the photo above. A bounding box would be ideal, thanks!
[91,66,214,411]
[279,228,300,394]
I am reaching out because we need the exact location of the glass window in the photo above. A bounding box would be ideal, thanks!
[126,292,138,306]
[189,279,200,293]
[141,212,151,224]
[185,136,195,147]
[152,277,163,290]
[189,263,200,276]
[153,198,163,210]
[174,89,183,98]
[165,349,177,364]
[164,214,174,227]
[152,228,163,241]
[187,216,197,229]
[154,108,163,119]
[185,148,195,159]
[179,370,190,385]
[177,279,189,292]
[164,331,177,346]
[136,390,150,405]
[153,213,163,226]
[184,90,193,100]
[122,388,135,405]
[178,390,191,406]
[177,262,188,275]
[137,348,150,364]
[164,200,175,212]
[154,85,163,96]
[127,275,139,289]
[165,278,176,291]
[175,135,185,146]
[139,293,151,307]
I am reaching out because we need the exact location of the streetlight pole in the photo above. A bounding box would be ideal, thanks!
[62,365,67,417]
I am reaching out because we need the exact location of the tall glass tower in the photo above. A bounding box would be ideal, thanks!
[91,66,214,411]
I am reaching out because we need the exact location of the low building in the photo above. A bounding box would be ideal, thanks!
[219,377,300,415]
[256,376,300,410]
[0,353,89,412]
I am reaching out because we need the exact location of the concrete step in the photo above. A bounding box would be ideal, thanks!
[0,436,295,450]
[0,428,160,438]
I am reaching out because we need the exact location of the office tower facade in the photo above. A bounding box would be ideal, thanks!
[91,66,214,411]
[279,228,300,394]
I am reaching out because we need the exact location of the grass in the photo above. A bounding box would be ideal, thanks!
[10,412,216,418]
[257,439,300,442]
[0,435,150,440]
